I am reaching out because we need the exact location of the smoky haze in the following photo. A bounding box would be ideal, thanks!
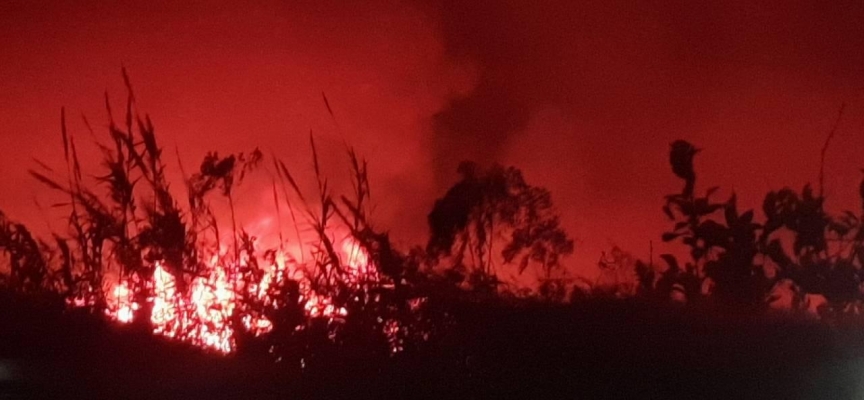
[1,0,864,277]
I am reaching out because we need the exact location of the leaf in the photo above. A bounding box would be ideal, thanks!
[662,232,681,242]
[705,186,720,198]
[828,221,851,237]
[31,158,54,173]
[662,204,675,220]
[762,191,777,217]
[29,171,67,192]
[659,254,680,272]
[695,198,723,216]
[322,92,335,117]
[740,210,754,224]
[697,219,728,247]
[276,159,307,205]
[60,108,69,165]
[69,135,83,182]
[724,194,738,225]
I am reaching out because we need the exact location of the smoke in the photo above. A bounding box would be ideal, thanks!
[1,0,864,276]
[423,0,672,182]
[417,0,864,270]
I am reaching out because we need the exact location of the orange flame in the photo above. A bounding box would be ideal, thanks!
[100,237,376,353]
[105,280,137,323]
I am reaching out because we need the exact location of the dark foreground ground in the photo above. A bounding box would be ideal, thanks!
[1,292,863,400]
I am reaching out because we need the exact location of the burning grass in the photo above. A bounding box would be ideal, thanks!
[1,72,435,357]
[100,240,368,353]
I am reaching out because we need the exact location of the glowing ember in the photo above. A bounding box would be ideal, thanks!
[302,292,347,319]
[242,314,273,335]
[383,319,404,354]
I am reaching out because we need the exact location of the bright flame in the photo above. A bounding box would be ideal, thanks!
[342,239,377,284]
[99,237,378,353]
[105,280,138,323]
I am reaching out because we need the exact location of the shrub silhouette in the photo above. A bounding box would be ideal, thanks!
[760,182,864,321]
[656,140,767,307]
[659,143,775,308]
[0,211,51,294]
[649,139,864,319]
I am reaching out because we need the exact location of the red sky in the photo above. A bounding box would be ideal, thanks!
[2,0,864,277]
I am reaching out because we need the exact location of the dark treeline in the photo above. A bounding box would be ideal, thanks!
[1,78,863,399]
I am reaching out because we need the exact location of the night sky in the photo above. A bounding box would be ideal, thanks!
[2,0,864,276]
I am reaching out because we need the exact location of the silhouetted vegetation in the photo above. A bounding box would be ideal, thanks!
[648,139,768,308]
[2,76,864,398]
[635,138,864,326]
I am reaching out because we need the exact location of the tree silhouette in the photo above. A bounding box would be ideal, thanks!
[427,161,573,293]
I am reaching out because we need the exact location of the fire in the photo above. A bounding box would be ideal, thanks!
[99,237,376,353]
[105,280,138,323]
[341,239,378,284]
